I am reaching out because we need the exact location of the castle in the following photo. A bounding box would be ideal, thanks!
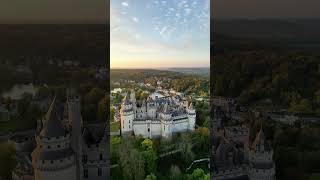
[12,92,108,180]
[212,108,276,180]
[120,90,196,138]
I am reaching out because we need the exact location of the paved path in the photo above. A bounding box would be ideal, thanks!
[186,158,210,171]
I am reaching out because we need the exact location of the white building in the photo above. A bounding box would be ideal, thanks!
[120,90,196,138]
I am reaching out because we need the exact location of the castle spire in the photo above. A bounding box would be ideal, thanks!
[189,102,193,109]
[123,93,130,105]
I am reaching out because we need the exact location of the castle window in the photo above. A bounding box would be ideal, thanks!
[148,128,150,132]
[83,155,87,163]
[98,168,102,176]
[164,126,165,131]
[84,169,88,178]
[100,154,103,160]
[129,120,130,123]
[48,145,51,149]
[129,125,131,128]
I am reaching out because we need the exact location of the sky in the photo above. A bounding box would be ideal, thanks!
[111,0,210,69]
[0,0,108,23]
[213,0,320,19]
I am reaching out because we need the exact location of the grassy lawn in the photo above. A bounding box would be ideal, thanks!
[110,121,120,132]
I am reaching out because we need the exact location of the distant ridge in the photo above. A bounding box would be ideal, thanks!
[157,67,210,76]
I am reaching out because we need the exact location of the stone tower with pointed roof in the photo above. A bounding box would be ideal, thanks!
[30,92,109,180]
[187,102,196,130]
[32,97,77,180]
[67,90,83,180]
[120,93,134,134]
[248,126,276,180]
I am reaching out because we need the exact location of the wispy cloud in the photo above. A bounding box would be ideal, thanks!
[121,1,129,7]
[111,0,210,68]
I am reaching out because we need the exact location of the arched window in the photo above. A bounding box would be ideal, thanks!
[83,155,87,163]
[84,169,88,178]
[98,168,102,176]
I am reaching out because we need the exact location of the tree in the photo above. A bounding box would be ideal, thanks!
[194,127,210,153]
[214,76,224,96]
[141,139,157,175]
[110,106,115,122]
[169,165,182,180]
[36,86,50,98]
[110,136,121,164]
[97,96,108,122]
[288,98,313,114]
[119,139,145,180]
[179,134,194,164]
[315,90,320,106]
[0,143,16,179]
[145,173,157,180]
[191,168,210,180]
[84,87,104,104]
[17,93,32,117]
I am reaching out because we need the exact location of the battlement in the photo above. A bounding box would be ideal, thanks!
[35,155,75,171]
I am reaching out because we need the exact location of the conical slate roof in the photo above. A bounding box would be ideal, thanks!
[123,93,130,105]
[163,103,170,114]
[40,97,66,138]
[251,126,271,151]
[189,102,193,109]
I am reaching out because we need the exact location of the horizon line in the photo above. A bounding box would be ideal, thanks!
[111,66,210,69]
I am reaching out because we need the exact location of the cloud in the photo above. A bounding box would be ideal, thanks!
[132,17,139,23]
[121,1,129,7]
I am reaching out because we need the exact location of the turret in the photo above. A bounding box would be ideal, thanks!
[67,89,83,180]
[160,103,172,138]
[147,100,156,119]
[213,107,222,131]
[130,89,137,114]
[32,96,77,180]
[120,94,134,134]
[187,102,196,130]
[248,125,276,180]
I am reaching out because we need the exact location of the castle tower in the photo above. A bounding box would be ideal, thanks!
[213,107,223,131]
[147,99,156,119]
[120,94,134,134]
[67,89,83,180]
[130,89,137,115]
[248,126,276,180]
[32,97,77,180]
[187,102,196,130]
[161,103,173,138]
